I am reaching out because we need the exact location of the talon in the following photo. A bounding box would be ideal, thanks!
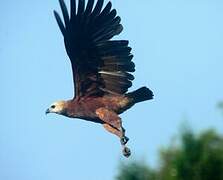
[124,136,129,143]
[120,136,129,145]
[120,137,125,145]
[122,146,131,158]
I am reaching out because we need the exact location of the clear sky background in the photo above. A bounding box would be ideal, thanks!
[1,0,223,179]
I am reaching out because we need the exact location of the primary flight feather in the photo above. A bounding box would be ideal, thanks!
[46,0,154,157]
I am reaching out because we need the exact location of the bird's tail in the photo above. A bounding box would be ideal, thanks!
[127,87,154,104]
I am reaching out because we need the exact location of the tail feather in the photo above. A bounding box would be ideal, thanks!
[127,87,154,104]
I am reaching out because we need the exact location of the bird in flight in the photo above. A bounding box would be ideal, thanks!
[46,0,154,157]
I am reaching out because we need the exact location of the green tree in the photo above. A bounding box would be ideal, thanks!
[116,129,223,180]
[116,161,156,180]
[158,129,223,180]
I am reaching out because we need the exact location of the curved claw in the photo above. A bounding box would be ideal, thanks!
[122,146,131,158]
[120,136,129,145]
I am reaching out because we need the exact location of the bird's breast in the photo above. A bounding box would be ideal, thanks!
[65,96,133,120]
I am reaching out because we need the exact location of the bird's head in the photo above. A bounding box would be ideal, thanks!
[45,100,67,115]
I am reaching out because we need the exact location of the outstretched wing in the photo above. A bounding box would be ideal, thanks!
[54,0,135,98]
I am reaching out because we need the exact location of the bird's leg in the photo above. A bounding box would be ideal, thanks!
[120,127,129,145]
[119,126,131,158]
[102,123,131,158]
[96,107,131,157]
[103,123,122,138]
[96,108,128,142]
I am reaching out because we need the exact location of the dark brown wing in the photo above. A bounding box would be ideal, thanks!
[54,0,135,98]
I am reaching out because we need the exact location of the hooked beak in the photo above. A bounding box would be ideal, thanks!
[45,108,50,115]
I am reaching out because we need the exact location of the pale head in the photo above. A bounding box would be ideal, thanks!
[45,100,67,115]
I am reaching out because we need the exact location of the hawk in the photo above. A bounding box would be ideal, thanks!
[46,0,154,157]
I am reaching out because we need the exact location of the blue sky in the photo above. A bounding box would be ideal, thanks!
[1,0,223,179]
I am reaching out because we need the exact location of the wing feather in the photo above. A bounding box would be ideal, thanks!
[91,0,104,17]
[85,0,94,15]
[99,2,112,18]
[58,0,70,27]
[54,10,66,36]
[70,0,76,18]
[77,0,85,16]
[54,0,135,97]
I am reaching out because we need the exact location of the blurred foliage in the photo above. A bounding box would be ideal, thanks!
[116,128,223,180]
[116,161,156,180]
[217,101,223,115]
[217,101,223,109]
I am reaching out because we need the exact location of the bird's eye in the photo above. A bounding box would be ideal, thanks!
[51,105,56,109]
